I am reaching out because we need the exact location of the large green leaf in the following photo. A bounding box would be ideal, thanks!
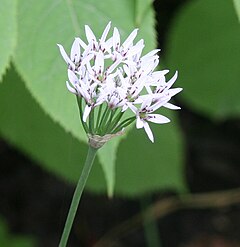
[115,109,186,196]
[233,0,240,21]
[0,66,106,193]
[13,0,156,195]
[166,0,240,119]
[0,0,17,81]
[0,66,185,196]
[135,0,154,26]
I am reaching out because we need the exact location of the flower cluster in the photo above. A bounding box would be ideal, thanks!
[58,22,182,143]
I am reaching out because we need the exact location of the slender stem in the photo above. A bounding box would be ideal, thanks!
[141,196,162,247]
[76,97,89,133]
[89,107,95,134]
[95,104,103,132]
[58,145,98,247]
[97,104,109,134]
[104,109,117,133]
[107,109,124,133]
[99,106,111,135]
[111,116,135,133]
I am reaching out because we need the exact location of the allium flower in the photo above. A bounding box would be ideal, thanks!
[58,22,182,144]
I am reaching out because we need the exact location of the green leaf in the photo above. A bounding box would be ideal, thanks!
[115,109,186,196]
[135,0,154,26]
[0,66,106,193]
[166,0,240,119]
[0,217,34,247]
[0,0,17,81]
[13,0,156,195]
[233,0,240,21]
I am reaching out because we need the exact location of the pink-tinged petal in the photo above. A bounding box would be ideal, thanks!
[83,105,92,122]
[70,38,81,62]
[121,104,128,112]
[141,49,160,61]
[76,84,87,99]
[168,88,183,97]
[127,103,138,113]
[104,37,113,52]
[80,53,94,67]
[94,51,104,74]
[136,116,144,129]
[123,64,130,77]
[127,41,145,57]
[143,122,154,142]
[86,61,95,76]
[164,102,181,110]
[149,97,170,112]
[108,59,121,73]
[152,70,169,78]
[66,81,77,94]
[140,96,152,111]
[100,21,111,43]
[145,84,153,95]
[57,44,75,69]
[147,114,170,124]
[82,41,93,57]
[113,27,120,50]
[122,29,138,49]
[133,39,144,60]
[75,37,87,49]
[85,25,97,43]
[67,69,78,85]
[166,71,178,89]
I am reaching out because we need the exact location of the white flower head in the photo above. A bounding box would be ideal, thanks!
[58,22,182,143]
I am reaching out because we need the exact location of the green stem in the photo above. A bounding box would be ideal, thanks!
[141,196,162,247]
[104,109,117,133]
[95,104,103,133]
[111,116,135,133]
[58,145,98,247]
[97,104,109,134]
[89,107,95,134]
[99,106,111,135]
[76,97,89,133]
[107,110,124,133]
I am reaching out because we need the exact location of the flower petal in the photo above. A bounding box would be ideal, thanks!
[94,51,104,74]
[168,88,183,97]
[85,25,97,43]
[143,122,154,142]
[75,37,87,49]
[68,69,78,85]
[57,44,75,69]
[166,71,178,89]
[100,21,111,43]
[164,102,181,110]
[122,29,138,49]
[147,114,170,124]
[113,27,120,50]
[70,38,81,62]
[83,104,92,122]
[136,116,144,128]
[66,81,77,94]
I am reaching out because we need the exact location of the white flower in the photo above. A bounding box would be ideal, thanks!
[129,96,170,142]
[58,22,182,141]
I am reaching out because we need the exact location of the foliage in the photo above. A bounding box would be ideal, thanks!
[166,0,240,119]
[0,217,34,247]
[0,0,17,81]
[2,0,239,197]
[233,0,240,21]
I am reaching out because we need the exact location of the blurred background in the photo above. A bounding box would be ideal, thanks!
[0,0,240,246]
